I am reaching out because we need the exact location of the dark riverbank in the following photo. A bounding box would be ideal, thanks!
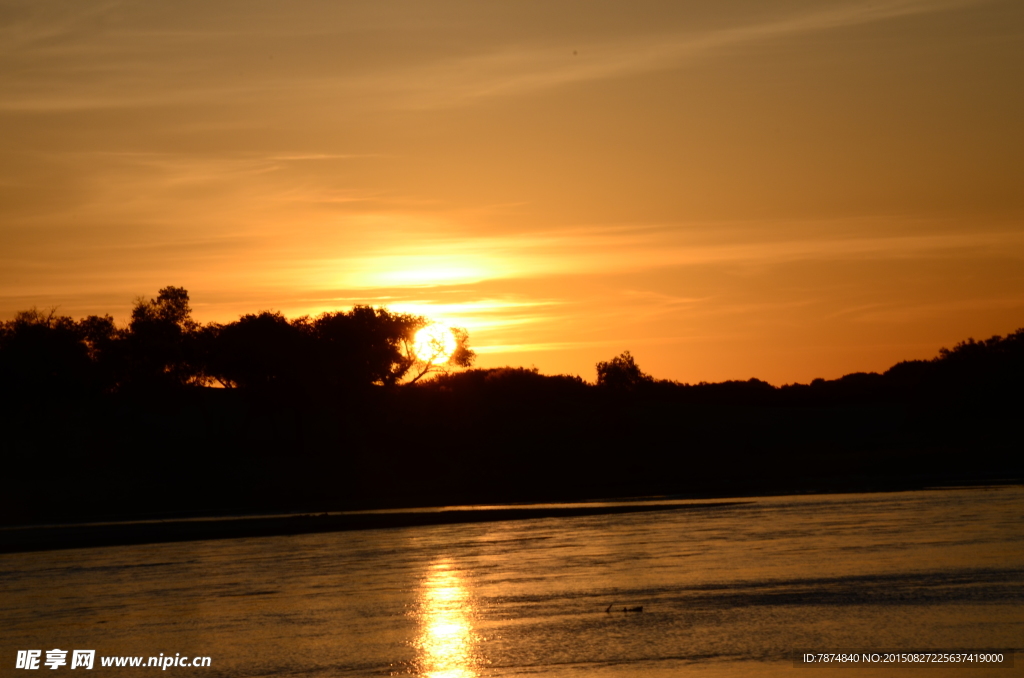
[0,501,747,554]
[3,373,1021,529]
[3,318,1021,529]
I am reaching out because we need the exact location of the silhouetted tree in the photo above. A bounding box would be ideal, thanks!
[0,308,93,395]
[201,305,474,393]
[120,286,202,390]
[407,325,476,384]
[935,329,1024,370]
[311,306,424,388]
[204,311,309,391]
[927,328,1024,408]
[596,351,653,391]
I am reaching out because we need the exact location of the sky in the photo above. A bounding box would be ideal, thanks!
[2,0,1023,384]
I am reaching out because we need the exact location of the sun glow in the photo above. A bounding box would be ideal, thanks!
[414,324,458,364]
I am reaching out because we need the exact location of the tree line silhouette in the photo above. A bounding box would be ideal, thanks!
[1,287,1021,525]
[0,287,474,397]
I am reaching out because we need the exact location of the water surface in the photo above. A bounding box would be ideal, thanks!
[3,487,1022,677]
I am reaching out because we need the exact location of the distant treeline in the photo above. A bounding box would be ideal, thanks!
[1,287,1021,525]
[0,287,473,396]
[3,285,1020,405]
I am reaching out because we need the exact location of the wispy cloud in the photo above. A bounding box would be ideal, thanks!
[314,220,1024,290]
[385,298,562,331]
[314,0,992,109]
[267,154,383,161]
[0,0,989,112]
[474,340,608,355]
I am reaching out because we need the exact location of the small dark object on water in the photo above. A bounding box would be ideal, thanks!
[605,604,643,613]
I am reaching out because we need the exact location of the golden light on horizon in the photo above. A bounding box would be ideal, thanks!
[413,560,481,678]
[1,0,1022,385]
[414,324,458,366]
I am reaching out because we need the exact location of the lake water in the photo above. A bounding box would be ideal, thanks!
[2,487,1022,677]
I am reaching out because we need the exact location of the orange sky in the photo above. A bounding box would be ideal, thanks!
[2,0,1022,384]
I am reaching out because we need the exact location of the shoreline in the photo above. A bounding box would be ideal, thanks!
[0,501,748,554]
[4,479,1020,555]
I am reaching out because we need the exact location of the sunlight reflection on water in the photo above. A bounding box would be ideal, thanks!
[414,559,482,678]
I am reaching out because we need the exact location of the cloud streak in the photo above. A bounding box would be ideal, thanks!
[0,0,990,112]
[373,0,990,108]
[318,221,1024,290]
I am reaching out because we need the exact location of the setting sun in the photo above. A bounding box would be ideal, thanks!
[414,324,458,365]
